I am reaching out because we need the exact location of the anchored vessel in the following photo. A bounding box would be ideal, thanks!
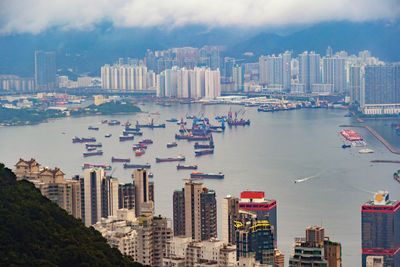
[73,137,96,143]
[82,163,111,170]
[111,157,130,163]
[190,172,224,179]
[123,163,151,169]
[156,155,185,163]
[195,149,214,156]
[177,164,198,170]
[83,150,103,157]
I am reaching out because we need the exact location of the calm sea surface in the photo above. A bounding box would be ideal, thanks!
[1,103,399,266]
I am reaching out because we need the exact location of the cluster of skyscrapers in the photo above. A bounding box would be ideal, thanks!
[12,157,400,266]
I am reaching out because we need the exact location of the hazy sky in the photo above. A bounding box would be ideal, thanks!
[0,0,399,34]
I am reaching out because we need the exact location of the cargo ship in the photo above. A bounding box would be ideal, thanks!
[135,149,145,156]
[119,135,134,141]
[123,163,151,169]
[88,126,99,130]
[125,126,140,132]
[136,120,166,129]
[123,131,143,136]
[227,119,250,126]
[108,120,120,126]
[194,142,214,149]
[175,134,190,140]
[190,172,224,179]
[195,149,214,156]
[72,137,96,143]
[82,163,112,170]
[257,106,274,112]
[83,150,103,157]
[86,143,102,148]
[188,135,211,141]
[177,164,198,170]
[167,142,178,148]
[111,157,130,163]
[340,129,363,141]
[156,155,185,163]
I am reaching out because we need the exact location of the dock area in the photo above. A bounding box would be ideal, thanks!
[339,124,400,155]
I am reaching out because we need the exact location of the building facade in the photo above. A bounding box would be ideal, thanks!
[35,51,56,90]
[362,191,400,267]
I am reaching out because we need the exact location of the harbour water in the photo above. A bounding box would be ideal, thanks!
[1,103,399,266]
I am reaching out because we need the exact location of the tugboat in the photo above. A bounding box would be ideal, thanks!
[156,155,185,163]
[108,120,120,126]
[195,149,214,156]
[177,164,198,170]
[135,149,145,156]
[83,150,103,157]
[111,157,130,163]
[105,133,112,138]
[190,172,224,179]
[167,142,178,148]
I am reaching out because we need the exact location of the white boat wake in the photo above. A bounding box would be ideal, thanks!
[294,169,326,183]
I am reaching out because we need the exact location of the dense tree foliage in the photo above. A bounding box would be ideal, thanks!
[0,106,65,125]
[70,101,141,116]
[0,164,145,267]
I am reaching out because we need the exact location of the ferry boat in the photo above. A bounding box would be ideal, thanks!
[156,155,185,163]
[88,126,99,130]
[83,150,103,157]
[119,135,134,141]
[72,137,96,143]
[177,164,198,170]
[82,163,112,170]
[167,142,178,148]
[195,149,214,156]
[190,172,224,179]
[340,129,363,141]
[86,143,102,148]
[105,134,112,138]
[194,142,214,149]
[123,163,151,169]
[166,118,178,122]
[111,157,130,163]
[135,149,145,156]
[108,120,120,126]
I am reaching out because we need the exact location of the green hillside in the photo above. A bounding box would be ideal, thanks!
[0,163,146,267]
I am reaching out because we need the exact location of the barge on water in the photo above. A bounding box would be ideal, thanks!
[112,157,130,163]
[82,163,111,170]
[194,142,214,149]
[73,137,96,143]
[190,172,224,179]
[177,164,198,170]
[86,143,102,148]
[88,126,99,130]
[120,135,134,141]
[195,149,214,156]
[167,142,178,148]
[156,155,185,163]
[83,150,103,157]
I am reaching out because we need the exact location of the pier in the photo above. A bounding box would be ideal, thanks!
[339,124,400,155]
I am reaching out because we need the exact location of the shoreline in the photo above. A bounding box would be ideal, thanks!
[339,124,400,155]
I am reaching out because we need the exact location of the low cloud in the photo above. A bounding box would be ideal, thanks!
[0,0,399,35]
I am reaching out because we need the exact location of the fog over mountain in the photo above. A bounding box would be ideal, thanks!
[0,0,399,77]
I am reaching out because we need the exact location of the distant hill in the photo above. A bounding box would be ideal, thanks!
[0,163,146,267]
[0,21,398,77]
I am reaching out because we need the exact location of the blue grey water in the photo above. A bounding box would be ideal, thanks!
[1,103,399,267]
